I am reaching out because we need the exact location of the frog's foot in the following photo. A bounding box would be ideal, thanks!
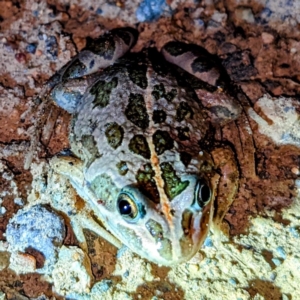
[161,42,241,125]
[49,27,138,113]
[50,155,122,250]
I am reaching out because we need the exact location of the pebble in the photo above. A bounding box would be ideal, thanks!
[96,7,103,14]
[6,204,65,274]
[291,167,299,175]
[45,35,58,59]
[272,258,282,266]
[15,53,27,63]
[92,280,113,293]
[0,207,6,215]
[116,245,129,258]
[289,227,299,238]
[26,43,38,54]
[235,7,255,23]
[52,246,93,295]
[276,246,286,259]
[270,272,277,281]
[261,32,274,44]
[203,236,214,247]
[14,198,24,206]
[123,270,129,278]
[136,0,171,22]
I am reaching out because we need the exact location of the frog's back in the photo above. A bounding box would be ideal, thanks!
[71,49,211,193]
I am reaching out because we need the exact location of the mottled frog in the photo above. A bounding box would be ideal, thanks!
[47,28,240,266]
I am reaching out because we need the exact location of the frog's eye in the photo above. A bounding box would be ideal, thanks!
[117,192,139,221]
[195,178,211,208]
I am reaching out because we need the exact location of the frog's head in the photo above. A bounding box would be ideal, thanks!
[103,174,214,266]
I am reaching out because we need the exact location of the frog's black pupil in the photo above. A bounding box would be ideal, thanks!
[197,181,211,207]
[118,199,132,215]
[200,184,210,204]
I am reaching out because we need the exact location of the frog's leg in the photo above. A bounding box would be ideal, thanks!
[161,42,241,125]
[162,41,257,223]
[50,155,122,251]
[49,27,138,113]
[162,41,242,233]
[210,146,239,235]
[50,27,138,85]
[25,28,138,169]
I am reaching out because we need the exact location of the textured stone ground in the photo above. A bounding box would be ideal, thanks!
[0,0,300,299]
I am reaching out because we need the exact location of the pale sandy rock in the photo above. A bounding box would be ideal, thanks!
[248,95,300,146]
[9,252,36,274]
[6,204,65,275]
[0,251,10,271]
[0,291,5,300]
[52,246,93,296]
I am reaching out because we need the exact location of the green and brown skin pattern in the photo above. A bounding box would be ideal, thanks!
[49,28,240,266]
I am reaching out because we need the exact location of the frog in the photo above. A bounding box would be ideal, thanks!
[45,27,240,266]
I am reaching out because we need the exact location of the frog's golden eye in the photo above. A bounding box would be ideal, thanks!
[117,193,139,221]
[195,178,211,208]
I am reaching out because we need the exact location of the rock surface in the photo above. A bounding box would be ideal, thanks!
[0,0,300,299]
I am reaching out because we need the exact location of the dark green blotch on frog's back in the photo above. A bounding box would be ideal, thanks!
[81,134,101,166]
[91,77,118,108]
[153,130,174,155]
[116,161,129,176]
[125,93,149,129]
[136,163,159,203]
[129,134,151,159]
[104,122,124,149]
[152,84,177,102]
[176,102,194,122]
[165,88,177,102]
[176,126,190,141]
[152,110,166,124]
[152,83,166,100]
[160,162,189,200]
[127,64,148,89]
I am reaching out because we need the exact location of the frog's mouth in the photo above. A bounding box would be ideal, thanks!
[107,176,214,266]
